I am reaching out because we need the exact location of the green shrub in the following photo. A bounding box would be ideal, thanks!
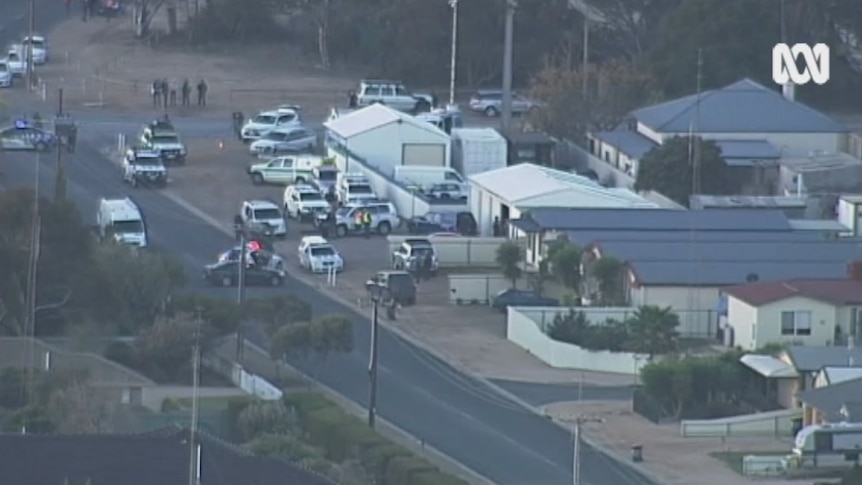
[226,396,256,440]
[237,401,296,441]
[410,471,470,485]
[285,391,334,418]
[246,433,321,461]
[303,407,351,460]
[160,397,182,412]
[360,443,409,480]
[384,456,434,485]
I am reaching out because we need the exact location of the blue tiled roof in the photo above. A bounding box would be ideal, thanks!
[632,79,848,134]
[591,129,658,158]
[565,229,822,246]
[517,208,793,232]
[629,260,849,286]
[593,240,862,263]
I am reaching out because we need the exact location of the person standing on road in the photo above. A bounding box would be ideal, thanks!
[353,209,364,234]
[181,79,191,106]
[196,79,208,106]
[169,86,178,106]
[421,252,433,282]
[362,209,372,239]
[161,79,169,109]
[151,80,161,107]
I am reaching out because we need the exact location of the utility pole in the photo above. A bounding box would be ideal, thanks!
[235,231,247,362]
[54,89,66,202]
[188,310,202,485]
[367,292,380,428]
[26,0,35,90]
[24,154,41,405]
[448,0,460,106]
[582,17,589,98]
[500,0,516,133]
[572,416,603,485]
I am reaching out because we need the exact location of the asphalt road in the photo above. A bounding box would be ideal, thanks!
[490,379,634,407]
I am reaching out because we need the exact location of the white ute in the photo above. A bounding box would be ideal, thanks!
[240,200,287,237]
[240,106,302,142]
[297,236,344,273]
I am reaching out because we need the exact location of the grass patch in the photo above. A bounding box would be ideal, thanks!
[172,395,242,410]
[710,451,788,475]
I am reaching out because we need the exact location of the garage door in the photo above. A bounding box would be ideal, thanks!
[402,143,446,166]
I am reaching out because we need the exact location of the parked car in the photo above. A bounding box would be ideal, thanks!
[320,201,400,237]
[248,126,317,155]
[246,154,321,185]
[239,200,287,238]
[425,182,468,200]
[468,89,539,117]
[391,238,439,276]
[202,260,285,287]
[283,184,331,221]
[139,119,187,164]
[21,35,48,64]
[122,147,167,187]
[491,289,559,313]
[297,236,344,273]
[367,270,417,306]
[217,243,285,271]
[0,121,56,151]
[0,61,12,87]
[355,79,434,114]
[4,50,25,77]
[406,211,477,236]
[240,106,302,142]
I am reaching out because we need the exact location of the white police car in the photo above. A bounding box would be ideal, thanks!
[0,120,56,151]
[297,235,344,273]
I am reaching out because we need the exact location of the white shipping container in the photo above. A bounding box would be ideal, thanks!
[451,128,508,177]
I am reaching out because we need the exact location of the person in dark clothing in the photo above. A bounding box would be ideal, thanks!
[492,216,501,237]
[169,87,177,106]
[321,208,336,238]
[196,79,208,106]
[151,80,161,107]
[421,252,433,281]
[181,79,191,106]
[233,215,244,241]
[161,79,169,109]
[347,90,358,108]
[232,112,244,140]
[385,294,397,320]
[67,124,77,153]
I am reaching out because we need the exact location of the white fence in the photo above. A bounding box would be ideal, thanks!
[742,455,790,477]
[680,409,801,438]
[448,273,512,304]
[516,306,640,331]
[387,235,515,268]
[230,363,282,401]
[506,307,649,375]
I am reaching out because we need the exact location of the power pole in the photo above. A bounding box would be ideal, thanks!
[235,231,247,362]
[448,0,460,106]
[54,89,66,202]
[188,310,201,485]
[24,154,41,405]
[367,295,380,428]
[26,0,35,89]
[500,0,516,133]
[582,17,589,98]
[572,416,603,485]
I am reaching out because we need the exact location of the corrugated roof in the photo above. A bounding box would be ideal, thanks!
[627,260,848,286]
[591,129,657,158]
[822,366,862,385]
[592,240,862,263]
[716,139,781,159]
[797,377,862,422]
[469,163,653,207]
[690,195,808,209]
[788,219,851,232]
[564,229,823,245]
[785,346,862,372]
[632,79,848,134]
[519,207,793,231]
[740,354,798,378]
[323,103,446,139]
[724,279,862,306]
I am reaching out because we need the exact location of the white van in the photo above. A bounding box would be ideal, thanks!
[392,166,465,189]
[97,197,147,247]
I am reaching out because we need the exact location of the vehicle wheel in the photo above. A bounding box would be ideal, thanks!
[270,275,282,286]
[34,141,47,151]
[221,276,233,287]
[484,106,499,117]
[251,173,264,185]
[377,221,391,235]
[336,224,348,237]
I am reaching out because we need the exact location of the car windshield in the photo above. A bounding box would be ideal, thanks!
[349,184,373,194]
[253,115,276,124]
[335,207,352,217]
[0,63,7,72]
[317,170,337,181]
[253,208,282,220]
[310,246,336,257]
[264,132,286,141]
[113,220,144,234]
[152,135,179,144]
[26,40,45,48]
[132,156,163,166]
[299,192,323,201]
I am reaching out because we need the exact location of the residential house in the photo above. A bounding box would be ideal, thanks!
[722,277,862,351]
[798,377,862,426]
[468,163,658,239]
[0,428,334,485]
[587,78,849,193]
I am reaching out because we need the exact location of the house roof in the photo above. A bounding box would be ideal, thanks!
[820,366,862,385]
[631,79,848,134]
[690,195,808,210]
[740,354,799,378]
[469,163,654,208]
[591,239,862,264]
[784,346,862,372]
[511,207,793,233]
[323,103,446,139]
[716,140,781,167]
[0,428,333,485]
[627,260,849,287]
[591,129,657,159]
[723,279,862,306]
[797,377,862,422]
[561,229,823,246]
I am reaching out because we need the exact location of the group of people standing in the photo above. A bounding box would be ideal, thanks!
[150,79,208,108]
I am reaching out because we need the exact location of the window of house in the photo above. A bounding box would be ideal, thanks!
[781,310,813,336]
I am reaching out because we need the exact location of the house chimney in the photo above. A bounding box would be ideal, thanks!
[847,260,862,281]
[782,82,796,101]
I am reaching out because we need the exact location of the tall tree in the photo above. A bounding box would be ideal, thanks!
[588,256,625,305]
[582,0,682,61]
[634,136,733,206]
[625,305,680,357]
[495,241,523,288]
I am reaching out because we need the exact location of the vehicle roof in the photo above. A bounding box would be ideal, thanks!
[378,270,411,276]
[300,235,329,245]
[270,126,309,135]
[100,197,142,219]
[292,184,320,192]
[244,200,280,209]
[24,35,45,41]
[259,109,298,116]
[360,79,404,85]
[129,147,161,156]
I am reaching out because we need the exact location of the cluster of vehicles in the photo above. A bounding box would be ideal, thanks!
[239,105,320,157]
[0,35,48,88]
[120,119,188,188]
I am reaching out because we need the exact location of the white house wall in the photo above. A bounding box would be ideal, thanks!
[629,284,720,338]
[749,296,839,348]
[342,123,451,173]
[726,297,760,350]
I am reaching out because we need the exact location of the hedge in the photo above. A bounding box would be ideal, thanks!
[285,392,470,485]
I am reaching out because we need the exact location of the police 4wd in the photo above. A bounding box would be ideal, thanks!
[123,147,168,188]
[140,119,187,164]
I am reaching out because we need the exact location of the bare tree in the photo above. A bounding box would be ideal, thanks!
[48,378,115,433]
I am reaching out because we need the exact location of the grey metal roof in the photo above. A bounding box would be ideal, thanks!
[631,79,848,134]
[628,260,848,286]
[566,230,823,245]
[590,129,657,158]
[520,207,793,231]
[784,346,862,372]
[593,240,862,263]
[716,140,781,159]
[690,195,808,209]
[797,377,862,422]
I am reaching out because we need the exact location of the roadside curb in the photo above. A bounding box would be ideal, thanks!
[162,190,669,485]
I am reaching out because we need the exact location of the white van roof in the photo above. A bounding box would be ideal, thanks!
[100,197,142,222]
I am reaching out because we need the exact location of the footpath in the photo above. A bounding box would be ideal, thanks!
[30,14,820,485]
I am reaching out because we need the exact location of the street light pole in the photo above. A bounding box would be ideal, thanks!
[26,0,35,89]
[366,285,381,429]
[500,0,516,133]
[448,0,460,106]
[235,231,247,362]
[573,416,603,485]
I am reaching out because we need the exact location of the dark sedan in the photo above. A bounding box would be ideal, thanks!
[203,260,285,287]
[407,211,477,236]
[491,289,559,313]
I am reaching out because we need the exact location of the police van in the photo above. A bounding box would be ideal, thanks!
[97,197,148,248]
